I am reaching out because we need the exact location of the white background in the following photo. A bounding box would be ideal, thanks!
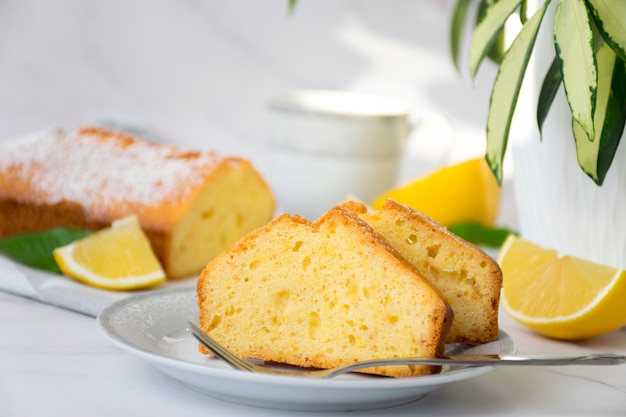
[0,0,498,171]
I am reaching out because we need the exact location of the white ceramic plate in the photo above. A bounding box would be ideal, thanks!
[97,287,516,412]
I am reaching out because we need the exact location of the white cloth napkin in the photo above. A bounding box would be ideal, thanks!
[0,254,196,317]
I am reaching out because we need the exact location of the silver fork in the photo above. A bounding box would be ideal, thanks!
[186,322,624,378]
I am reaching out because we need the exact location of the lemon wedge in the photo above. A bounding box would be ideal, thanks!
[371,157,500,227]
[53,215,166,291]
[498,235,626,340]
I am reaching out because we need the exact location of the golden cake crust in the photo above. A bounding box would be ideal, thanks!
[0,126,275,278]
[1,127,226,230]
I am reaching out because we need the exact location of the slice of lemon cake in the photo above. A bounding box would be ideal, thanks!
[196,206,452,377]
[0,126,275,279]
[342,199,502,344]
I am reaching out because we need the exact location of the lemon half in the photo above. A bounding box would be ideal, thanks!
[371,157,500,227]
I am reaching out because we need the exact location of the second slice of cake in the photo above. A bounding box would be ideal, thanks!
[342,199,502,344]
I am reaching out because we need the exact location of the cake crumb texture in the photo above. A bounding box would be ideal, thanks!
[197,207,453,377]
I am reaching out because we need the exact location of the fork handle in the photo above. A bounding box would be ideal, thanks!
[445,353,624,366]
[325,353,625,377]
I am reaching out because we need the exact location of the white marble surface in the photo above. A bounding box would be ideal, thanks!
[1,1,625,416]
[1,289,625,417]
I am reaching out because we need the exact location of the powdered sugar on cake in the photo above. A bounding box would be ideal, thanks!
[0,127,224,214]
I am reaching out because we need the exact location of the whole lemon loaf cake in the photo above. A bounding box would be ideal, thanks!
[196,206,453,377]
[0,126,275,279]
[342,199,502,344]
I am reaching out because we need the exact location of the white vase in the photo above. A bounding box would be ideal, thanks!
[509,2,626,270]
[512,93,626,270]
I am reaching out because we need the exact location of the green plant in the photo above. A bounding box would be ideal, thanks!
[451,0,626,185]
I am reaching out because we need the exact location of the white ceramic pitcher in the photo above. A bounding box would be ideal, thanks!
[267,90,454,219]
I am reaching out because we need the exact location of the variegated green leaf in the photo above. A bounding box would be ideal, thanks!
[288,0,298,13]
[537,58,562,136]
[520,0,529,24]
[478,0,506,65]
[587,0,626,62]
[574,44,626,185]
[450,0,473,71]
[485,0,551,184]
[469,0,522,78]
[555,0,597,141]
